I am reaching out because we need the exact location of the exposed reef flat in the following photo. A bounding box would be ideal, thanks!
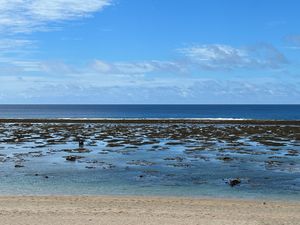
[0,119,299,198]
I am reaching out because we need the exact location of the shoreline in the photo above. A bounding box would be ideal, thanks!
[0,195,299,225]
[1,118,300,125]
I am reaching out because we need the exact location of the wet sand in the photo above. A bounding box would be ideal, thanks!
[0,196,299,225]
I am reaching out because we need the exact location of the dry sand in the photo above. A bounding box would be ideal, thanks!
[0,196,299,225]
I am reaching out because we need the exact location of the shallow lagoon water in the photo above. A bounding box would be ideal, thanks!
[0,123,299,200]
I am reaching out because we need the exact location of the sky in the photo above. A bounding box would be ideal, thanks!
[0,0,300,104]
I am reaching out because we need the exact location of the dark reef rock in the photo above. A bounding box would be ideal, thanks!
[65,155,83,161]
[14,164,24,168]
[228,178,241,187]
[218,156,233,162]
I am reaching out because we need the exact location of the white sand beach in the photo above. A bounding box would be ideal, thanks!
[0,196,299,225]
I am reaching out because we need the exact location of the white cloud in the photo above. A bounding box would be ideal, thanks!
[1,75,299,104]
[0,0,111,33]
[0,0,112,74]
[92,60,185,75]
[0,39,35,63]
[179,44,287,70]
[0,39,39,73]
[180,44,246,62]
[92,60,112,73]
[0,43,288,78]
[285,35,300,50]
[286,35,300,45]
[0,39,33,51]
[40,61,78,74]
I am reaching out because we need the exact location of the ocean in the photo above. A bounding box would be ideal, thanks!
[0,104,299,119]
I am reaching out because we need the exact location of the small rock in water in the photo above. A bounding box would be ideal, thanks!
[228,178,241,187]
[85,166,96,169]
[44,176,49,179]
[218,156,233,162]
[65,155,83,161]
[66,155,77,161]
[14,164,24,168]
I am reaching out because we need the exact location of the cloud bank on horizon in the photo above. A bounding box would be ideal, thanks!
[0,0,299,103]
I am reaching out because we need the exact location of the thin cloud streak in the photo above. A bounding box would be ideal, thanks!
[179,44,288,70]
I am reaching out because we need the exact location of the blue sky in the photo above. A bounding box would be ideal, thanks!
[0,0,300,104]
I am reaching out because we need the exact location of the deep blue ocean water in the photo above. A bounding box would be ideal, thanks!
[0,104,299,119]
